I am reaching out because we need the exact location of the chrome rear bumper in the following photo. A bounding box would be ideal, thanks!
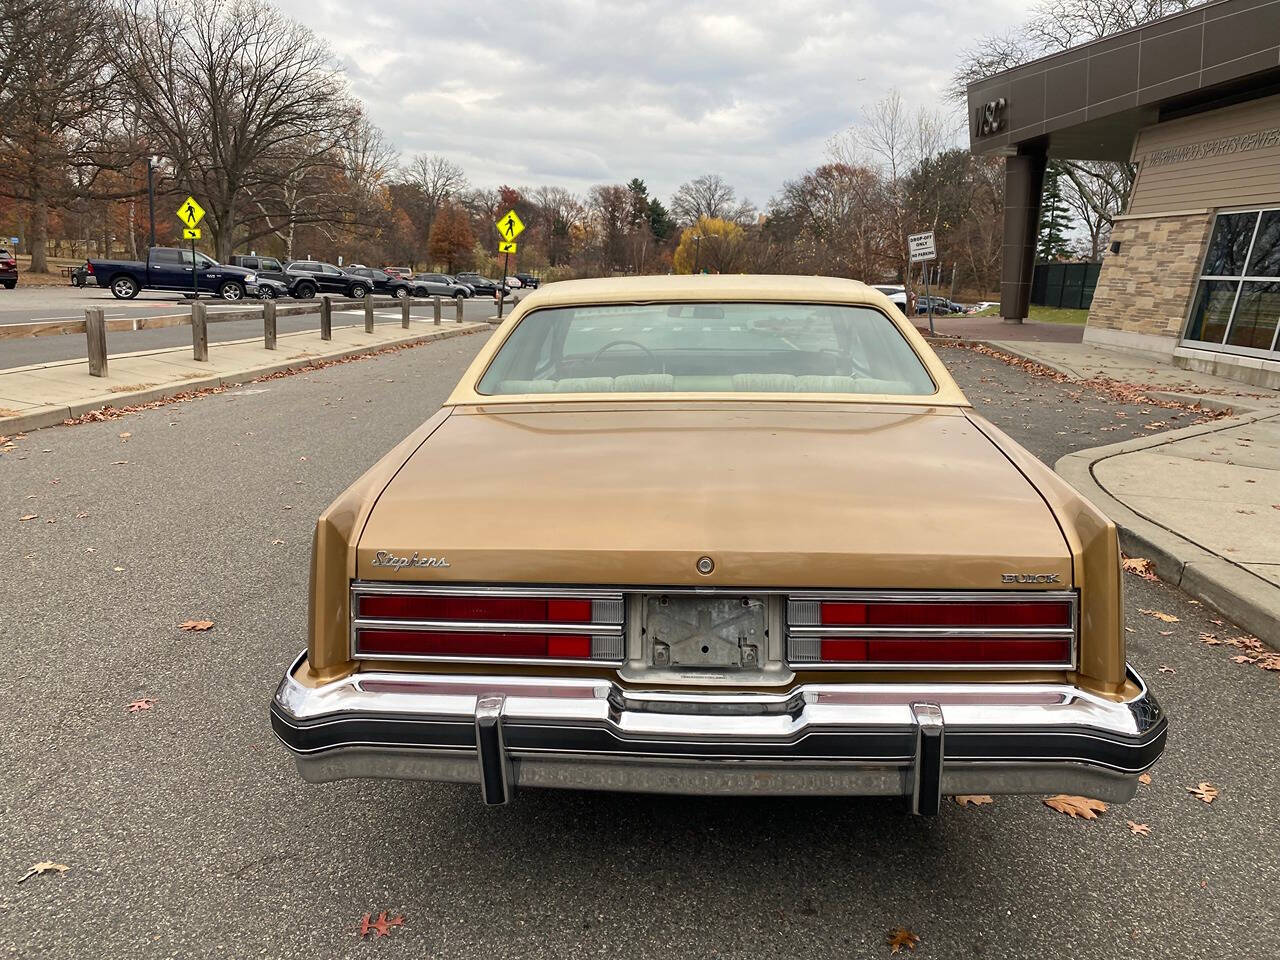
[269,652,1166,814]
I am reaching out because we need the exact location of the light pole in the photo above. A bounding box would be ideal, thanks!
[692,234,702,274]
[146,155,159,249]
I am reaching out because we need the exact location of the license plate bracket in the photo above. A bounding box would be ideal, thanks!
[643,594,768,670]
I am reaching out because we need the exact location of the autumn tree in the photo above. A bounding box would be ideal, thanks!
[427,203,474,272]
[399,153,467,243]
[672,217,745,274]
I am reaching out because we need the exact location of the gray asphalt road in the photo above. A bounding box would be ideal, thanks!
[0,287,501,369]
[1,337,1276,959]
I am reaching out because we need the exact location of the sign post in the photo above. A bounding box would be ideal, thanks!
[177,196,206,301]
[908,231,938,336]
[494,210,524,320]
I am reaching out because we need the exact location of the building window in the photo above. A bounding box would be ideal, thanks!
[1185,209,1280,357]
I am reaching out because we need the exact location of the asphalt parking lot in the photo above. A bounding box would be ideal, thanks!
[1,336,1276,959]
[0,286,504,369]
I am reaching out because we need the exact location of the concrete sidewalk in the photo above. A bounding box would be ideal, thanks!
[982,339,1280,644]
[0,319,487,434]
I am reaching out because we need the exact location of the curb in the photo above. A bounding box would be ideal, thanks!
[1055,412,1280,648]
[0,323,488,435]
[972,339,1274,414]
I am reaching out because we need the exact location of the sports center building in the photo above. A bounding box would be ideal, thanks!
[967,0,1280,388]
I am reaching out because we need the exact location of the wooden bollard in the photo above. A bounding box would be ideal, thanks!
[191,299,208,361]
[401,295,411,329]
[433,296,442,325]
[85,307,108,377]
[364,294,375,333]
[456,296,464,323]
[263,300,277,350]
[319,297,332,341]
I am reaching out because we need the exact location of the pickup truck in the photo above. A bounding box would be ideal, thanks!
[88,247,259,300]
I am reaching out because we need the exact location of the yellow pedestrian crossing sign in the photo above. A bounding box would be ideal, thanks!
[183,227,201,240]
[177,196,205,228]
[498,240,517,254]
[496,209,524,241]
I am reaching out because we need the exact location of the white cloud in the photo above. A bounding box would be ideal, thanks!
[275,0,1027,205]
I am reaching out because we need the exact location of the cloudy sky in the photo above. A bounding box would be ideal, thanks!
[275,0,1027,207]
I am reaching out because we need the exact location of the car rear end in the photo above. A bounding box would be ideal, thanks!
[270,278,1165,813]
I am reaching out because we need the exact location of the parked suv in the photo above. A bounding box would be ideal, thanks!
[344,266,412,299]
[514,272,540,289]
[285,260,373,299]
[229,254,288,286]
[0,248,18,289]
[411,273,471,298]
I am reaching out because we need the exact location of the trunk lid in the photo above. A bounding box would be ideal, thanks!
[356,405,1072,589]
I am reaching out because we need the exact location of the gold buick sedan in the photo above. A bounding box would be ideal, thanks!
[270,275,1166,814]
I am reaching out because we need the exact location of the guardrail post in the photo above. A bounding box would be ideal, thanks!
[401,296,411,329]
[456,296,464,323]
[433,296,442,326]
[364,295,375,334]
[263,300,277,350]
[85,307,108,377]
[319,297,332,341]
[191,300,208,361]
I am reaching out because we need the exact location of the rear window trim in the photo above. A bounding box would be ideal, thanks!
[474,299,940,400]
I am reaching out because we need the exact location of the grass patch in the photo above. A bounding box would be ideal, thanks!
[973,304,1089,325]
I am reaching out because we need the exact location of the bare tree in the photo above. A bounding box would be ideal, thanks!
[1060,160,1131,259]
[400,153,467,240]
[115,0,359,259]
[0,0,119,271]
[531,186,585,267]
[670,174,755,226]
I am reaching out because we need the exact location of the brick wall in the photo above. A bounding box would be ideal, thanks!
[1086,212,1212,338]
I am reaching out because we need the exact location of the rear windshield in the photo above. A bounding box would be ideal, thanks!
[477,301,936,396]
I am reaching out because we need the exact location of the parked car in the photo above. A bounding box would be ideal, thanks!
[1,248,18,289]
[414,272,473,296]
[915,296,955,315]
[89,247,257,300]
[285,260,373,299]
[454,272,512,299]
[411,273,471,298]
[252,278,290,300]
[871,284,907,314]
[269,274,1167,814]
[514,273,540,289]
[505,275,523,288]
[383,266,413,280]
[69,263,90,287]
[229,254,288,286]
[344,266,413,299]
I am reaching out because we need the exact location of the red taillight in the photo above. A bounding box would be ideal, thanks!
[820,600,1072,628]
[352,588,623,662]
[358,594,592,622]
[85,261,94,274]
[356,629,593,659]
[791,594,1075,668]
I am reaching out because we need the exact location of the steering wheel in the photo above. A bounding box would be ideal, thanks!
[591,339,660,371]
[819,347,874,379]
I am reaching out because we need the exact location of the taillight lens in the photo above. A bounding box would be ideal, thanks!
[789,594,1075,668]
[352,587,624,663]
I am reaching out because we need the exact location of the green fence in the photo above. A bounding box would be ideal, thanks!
[1031,262,1101,310]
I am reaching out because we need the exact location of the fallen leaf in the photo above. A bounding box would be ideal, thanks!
[953,795,993,807]
[887,928,919,954]
[1138,773,1152,785]
[1126,821,1151,836]
[126,698,154,713]
[1158,630,1173,637]
[1139,609,1180,623]
[179,620,214,632]
[1231,655,1257,664]
[1187,782,1219,804]
[271,539,284,545]
[17,861,69,884]
[1044,795,1109,819]
[359,912,405,938]
[1199,633,1222,646]
[118,432,131,439]
[18,514,38,521]
[1158,665,1176,674]
[112,566,125,572]
[1122,557,1158,580]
